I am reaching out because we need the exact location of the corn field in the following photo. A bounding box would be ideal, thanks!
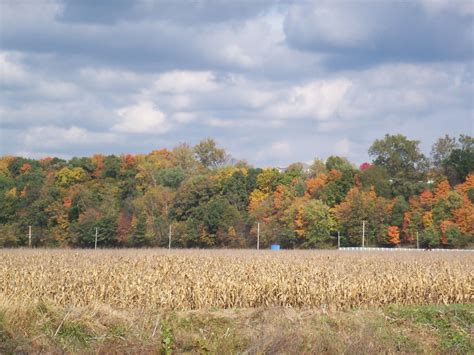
[0,249,472,310]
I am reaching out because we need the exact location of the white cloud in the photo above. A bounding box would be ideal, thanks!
[256,141,291,164]
[1,1,472,166]
[284,2,374,49]
[270,141,291,156]
[421,0,474,16]
[113,101,169,133]
[0,52,29,86]
[269,78,352,120]
[153,71,217,93]
[220,44,255,68]
[79,67,146,89]
[35,81,80,100]
[0,0,61,28]
[337,63,470,121]
[23,126,118,150]
[172,112,197,123]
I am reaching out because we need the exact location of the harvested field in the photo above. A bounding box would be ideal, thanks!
[0,249,472,310]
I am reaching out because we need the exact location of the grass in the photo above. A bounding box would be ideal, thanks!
[387,304,474,353]
[0,297,472,354]
[1,249,472,353]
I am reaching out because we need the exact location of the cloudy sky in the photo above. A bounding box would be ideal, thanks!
[1,0,473,167]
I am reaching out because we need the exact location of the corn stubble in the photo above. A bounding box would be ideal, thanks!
[0,249,472,310]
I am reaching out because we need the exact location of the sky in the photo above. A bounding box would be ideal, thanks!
[0,0,473,167]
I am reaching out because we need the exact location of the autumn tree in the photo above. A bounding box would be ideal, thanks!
[56,167,88,187]
[387,226,400,246]
[171,143,200,172]
[332,187,390,246]
[0,135,472,249]
[133,185,175,246]
[286,199,336,248]
[308,158,327,177]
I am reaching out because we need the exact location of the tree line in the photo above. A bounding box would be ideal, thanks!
[0,134,472,249]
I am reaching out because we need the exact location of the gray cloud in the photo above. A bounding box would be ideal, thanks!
[58,0,272,25]
[0,0,473,166]
[284,1,474,68]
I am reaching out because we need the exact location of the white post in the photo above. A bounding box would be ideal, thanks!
[257,222,260,250]
[337,231,340,249]
[362,220,366,248]
[168,224,172,250]
[28,226,32,248]
[94,227,98,250]
[416,231,419,249]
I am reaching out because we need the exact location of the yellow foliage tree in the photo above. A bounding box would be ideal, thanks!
[56,167,88,187]
[422,211,433,228]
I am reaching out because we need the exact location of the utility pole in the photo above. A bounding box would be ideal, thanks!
[257,222,260,250]
[94,227,98,250]
[28,226,32,248]
[362,220,366,248]
[416,231,419,249]
[337,231,340,249]
[168,224,172,250]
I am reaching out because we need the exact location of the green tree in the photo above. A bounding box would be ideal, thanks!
[359,165,391,198]
[72,213,118,247]
[202,197,240,246]
[390,196,409,229]
[443,135,474,185]
[171,175,217,222]
[369,134,428,177]
[171,143,200,173]
[133,185,175,246]
[69,157,95,174]
[221,170,249,211]
[444,224,469,248]
[325,156,353,172]
[256,168,281,193]
[430,135,458,172]
[309,158,327,177]
[369,134,428,198]
[420,227,438,248]
[194,138,227,169]
[131,214,148,247]
[156,167,186,189]
[103,155,122,178]
[300,199,336,247]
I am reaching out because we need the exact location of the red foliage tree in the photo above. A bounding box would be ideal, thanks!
[20,163,32,174]
[387,226,400,245]
[91,154,105,178]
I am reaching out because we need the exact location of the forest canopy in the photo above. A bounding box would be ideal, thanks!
[0,134,473,249]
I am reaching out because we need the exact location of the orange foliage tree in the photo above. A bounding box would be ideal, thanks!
[91,154,105,178]
[387,226,400,245]
[434,180,450,201]
[20,163,32,174]
[419,190,434,209]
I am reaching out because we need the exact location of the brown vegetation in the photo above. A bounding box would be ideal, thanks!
[1,249,472,311]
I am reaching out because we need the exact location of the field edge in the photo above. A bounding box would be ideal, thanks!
[1,298,472,354]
